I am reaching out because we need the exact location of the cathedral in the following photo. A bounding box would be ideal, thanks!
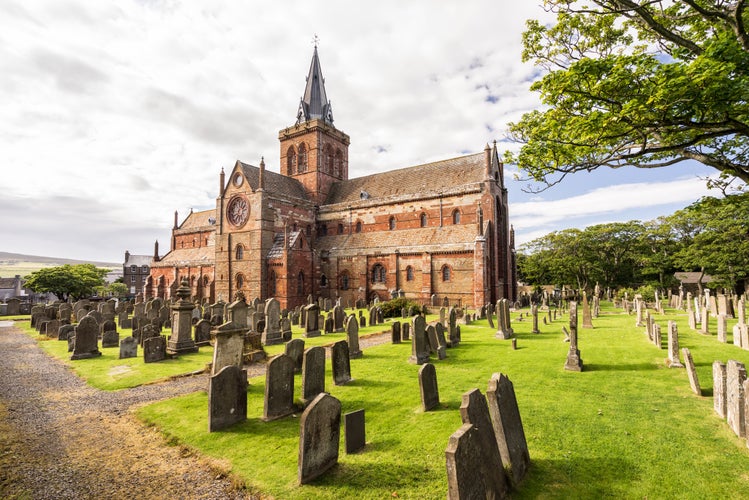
[146,47,516,310]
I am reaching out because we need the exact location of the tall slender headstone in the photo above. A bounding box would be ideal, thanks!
[666,321,683,367]
[298,393,341,484]
[717,314,727,343]
[682,348,701,396]
[332,340,352,385]
[727,360,747,437]
[304,303,321,337]
[346,315,362,359]
[409,315,430,365]
[486,372,530,487]
[263,298,283,345]
[391,321,401,344]
[531,305,540,334]
[302,346,326,405]
[564,301,583,372]
[713,361,727,418]
[263,354,296,421]
[419,363,440,411]
[208,365,247,432]
[581,292,594,328]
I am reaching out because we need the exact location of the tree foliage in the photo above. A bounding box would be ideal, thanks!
[518,194,749,292]
[507,1,749,191]
[24,264,111,301]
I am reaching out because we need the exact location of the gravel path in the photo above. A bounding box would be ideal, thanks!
[0,322,392,499]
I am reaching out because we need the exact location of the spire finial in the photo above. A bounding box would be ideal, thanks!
[312,34,319,48]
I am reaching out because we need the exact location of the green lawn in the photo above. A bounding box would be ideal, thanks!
[134,303,749,499]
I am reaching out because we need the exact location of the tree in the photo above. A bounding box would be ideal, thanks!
[24,264,110,301]
[507,1,749,191]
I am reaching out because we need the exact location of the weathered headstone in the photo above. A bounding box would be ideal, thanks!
[263,298,283,345]
[194,319,212,346]
[713,361,727,418]
[71,316,101,360]
[581,292,594,328]
[344,409,366,454]
[332,340,352,385]
[304,303,321,337]
[486,372,530,487]
[409,315,430,365]
[666,321,683,368]
[211,323,245,375]
[727,360,747,437]
[285,338,305,373]
[346,315,362,359]
[717,314,727,343]
[143,335,166,363]
[208,364,247,432]
[298,393,341,484]
[58,324,75,341]
[102,330,119,348]
[531,305,540,334]
[263,354,296,421]
[119,336,138,359]
[419,363,440,411]
[391,321,401,344]
[402,322,410,341]
[682,347,701,396]
[495,299,514,339]
[302,346,326,404]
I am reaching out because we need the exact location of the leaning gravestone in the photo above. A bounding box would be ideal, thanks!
[486,372,530,487]
[119,336,138,359]
[208,364,247,432]
[302,346,326,405]
[71,316,102,360]
[713,361,727,418]
[456,388,510,497]
[263,354,296,421]
[58,324,75,341]
[298,393,341,484]
[143,335,166,363]
[285,338,306,373]
[435,323,448,359]
[346,316,362,359]
[332,340,352,385]
[681,348,701,396]
[419,363,440,412]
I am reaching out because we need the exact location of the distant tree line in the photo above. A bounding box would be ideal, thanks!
[518,194,749,294]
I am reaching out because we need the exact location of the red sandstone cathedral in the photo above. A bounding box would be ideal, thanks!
[146,47,516,309]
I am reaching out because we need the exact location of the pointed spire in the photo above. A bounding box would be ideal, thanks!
[296,46,333,125]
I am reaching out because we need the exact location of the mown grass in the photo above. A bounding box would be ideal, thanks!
[135,302,749,499]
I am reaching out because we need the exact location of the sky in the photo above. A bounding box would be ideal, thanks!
[1,0,718,265]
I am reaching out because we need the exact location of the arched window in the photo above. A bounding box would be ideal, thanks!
[338,223,344,235]
[235,244,244,260]
[297,271,305,295]
[236,273,244,289]
[420,213,427,227]
[334,150,342,177]
[268,270,276,296]
[324,144,334,174]
[442,265,451,282]
[372,264,386,284]
[298,143,308,173]
[452,209,461,224]
[389,216,396,230]
[286,146,296,174]
[321,274,327,287]
[203,276,210,287]
[340,272,350,290]
[406,266,414,281]
[355,221,362,233]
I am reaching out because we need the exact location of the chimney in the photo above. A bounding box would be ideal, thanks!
[173,210,178,229]
[153,240,160,262]
[219,167,226,197]
[125,250,130,263]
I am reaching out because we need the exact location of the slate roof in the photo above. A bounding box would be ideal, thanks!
[152,246,215,267]
[124,254,152,267]
[324,152,486,207]
[179,209,217,230]
[315,224,480,257]
[674,272,714,283]
[239,162,309,201]
[267,231,302,259]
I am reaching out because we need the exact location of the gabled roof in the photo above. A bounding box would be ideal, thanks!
[151,245,214,268]
[267,231,302,259]
[179,209,217,230]
[324,152,487,206]
[124,254,152,266]
[315,224,480,257]
[674,272,714,284]
[297,46,333,125]
[238,161,309,201]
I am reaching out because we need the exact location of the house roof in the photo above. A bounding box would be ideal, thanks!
[315,224,480,257]
[179,209,217,230]
[239,162,309,201]
[324,152,487,206]
[0,277,20,289]
[124,254,152,266]
[674,272,715,284]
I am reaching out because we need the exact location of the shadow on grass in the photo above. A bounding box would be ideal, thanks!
[517,456,637,499]
[584,362,659,372]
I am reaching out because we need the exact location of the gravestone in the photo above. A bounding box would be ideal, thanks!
[486,302,495,330]
[486,372,530,487]
[285,338,305,373]
[717,314,727,343]
[435,323,448,357]
[446,424,503,500]
[439,307,446,325]
[391,321,401,344]
[211,323,245,375]
[44,319,60,338]
[653,323,662,349]
[426,325,439,355]
[71,316,101,360]
[281,317,293,342]
[531,305,540,334]
[167,279,198,355]
[682,348,701,396]
[344,409,366,454]
[194,319,212,346]
[119,336,137,359]
[333,304,346,332]
[456,388,510,497]
[419,363,440,411]
[332,340,352,385]
[58,324,75,341]
[263,354,296,421]
[409,315,430,365]
[304,303,321,337]
[581,292,594,328]
[102,330,119,348]
[495,299,513,339]
[402,322,410,341]
[666,321,683,368]
[564,301,583,372]
[298,393,341,484]
[263,298,283,345]
[143,335,166,363]
[714,361,727,418]
[727,360,747,437]
[701,306,710,334]
[67,334,76,352]
[208,365,247,432]
[448,307,460,347]
[346,315,362,359]
[302,346,326,404]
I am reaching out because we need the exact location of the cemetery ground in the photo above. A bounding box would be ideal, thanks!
[4,304,749,498]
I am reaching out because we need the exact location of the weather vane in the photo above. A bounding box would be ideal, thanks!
[312,34,319,48]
